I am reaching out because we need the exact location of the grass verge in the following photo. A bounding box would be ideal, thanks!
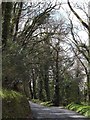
[66,102,90,118]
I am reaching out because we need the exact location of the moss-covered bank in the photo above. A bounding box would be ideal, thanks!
[0,89,32,119]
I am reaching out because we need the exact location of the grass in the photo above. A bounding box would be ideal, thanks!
[32,99,53,107]
[0,89,32,119]
[66,102,90,118]
[40,101,53,107]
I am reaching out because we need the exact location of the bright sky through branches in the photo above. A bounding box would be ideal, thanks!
[27,0,89,44]
[5,0,89,44]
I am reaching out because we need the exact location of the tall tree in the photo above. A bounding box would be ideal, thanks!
[67,0,90,104]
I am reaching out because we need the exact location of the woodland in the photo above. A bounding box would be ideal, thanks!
[1,0,90,118]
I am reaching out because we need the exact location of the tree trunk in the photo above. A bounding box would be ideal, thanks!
[13,2,23,41]
[53,50,60,106]
[29,80,33,99]
[32,69,37,99]
[87,73,90,104]
[87,13,90,104]
[2,2,12,48]
[44,67,50,101]
[38,76,44,100]
[75,60,81,104]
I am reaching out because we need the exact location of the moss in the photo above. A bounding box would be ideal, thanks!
[0,89,32,119]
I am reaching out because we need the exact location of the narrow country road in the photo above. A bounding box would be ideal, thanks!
[29,101,89,120]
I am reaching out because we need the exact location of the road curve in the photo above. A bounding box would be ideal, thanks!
[29,101,89,120]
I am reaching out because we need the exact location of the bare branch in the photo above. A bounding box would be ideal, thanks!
[69,18,89,62]
[67,0,89,31]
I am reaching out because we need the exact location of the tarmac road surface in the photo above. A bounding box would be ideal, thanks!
[29,101,89,120]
